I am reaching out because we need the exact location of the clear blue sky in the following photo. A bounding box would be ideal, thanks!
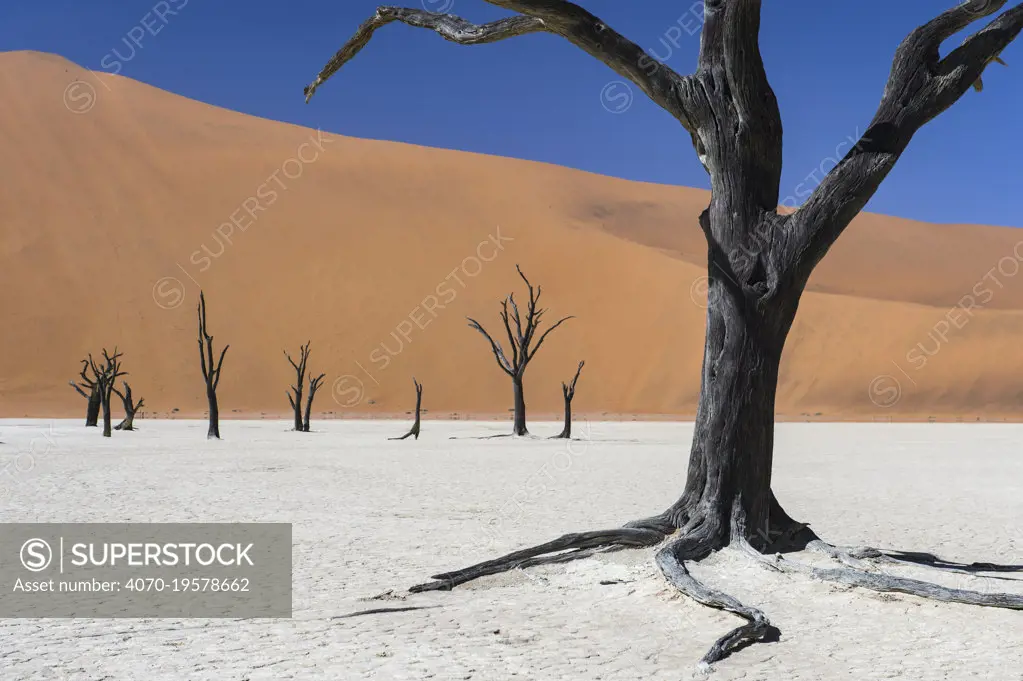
[5,0,1021,226]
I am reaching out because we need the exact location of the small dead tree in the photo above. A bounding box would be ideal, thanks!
[551,361,584,440]
[197,291,229,439]
[285,342,312,431]
[302,372,326,432]
[69,359,101,427]
[390,377,423,440]
[467,265,572,436]
[87,349,125,438]
[113,382,145,431]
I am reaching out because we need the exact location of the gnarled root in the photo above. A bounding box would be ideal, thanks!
[409,526,667,592]
[405,500,1023,669]
[740,533,1023,609]
[656,534,775,665]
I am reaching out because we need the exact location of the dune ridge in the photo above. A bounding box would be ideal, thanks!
[2,50,1023,421]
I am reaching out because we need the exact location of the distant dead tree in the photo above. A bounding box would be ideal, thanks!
[390,377,423,440]
[113,382,145,431]
[551,361,584,440]
[69,359,101,427]
[87,349,125,438]
[302,372,326,432]
[467,265,572,436]
[285,342,312,431]
[197,291,229,439]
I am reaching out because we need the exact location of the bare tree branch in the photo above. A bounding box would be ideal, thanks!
[303,3,695,127]
[565,360,585,399]
[467,317,515,375]
[212,345,229,390]
[500,299,520,368]
[527,315,573,362]
[304,372,326,432]
[782,2,1023,281]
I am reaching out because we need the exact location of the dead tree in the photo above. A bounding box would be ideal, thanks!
[464,265,572,436]
[551,361,584,440]
[302,372,326,432]
[113,382,145,431]
[305,0,1023,666]
[285,342,312,431]
[87,349,125,438]
[390,377,423,440]
[69,360,101,427]
[197,291,228,439]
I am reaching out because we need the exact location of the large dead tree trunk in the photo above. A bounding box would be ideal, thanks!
[303,372,325,432]
[304,0,1023,666]
[113,382,145,431]
[197,291,229,440]
[551,361,584,440]
[285,341,311,431]
[390,377,423,440]
[465,265,572,436]
[69,360,101,427]
[87,349,125,438]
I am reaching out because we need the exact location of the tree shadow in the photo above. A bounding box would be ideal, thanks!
[882,550,1023,575]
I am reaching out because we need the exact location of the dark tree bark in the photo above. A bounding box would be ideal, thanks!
[303,372,326,432]
[285,341,312,431]
[69,360,101,427]
[305,0,1023,666]
[390,377,423,440]
[87,349,125,438]
[551,361,584,439]
[465,265,572,436]
[197,291,229,440]
[113,382,145,431]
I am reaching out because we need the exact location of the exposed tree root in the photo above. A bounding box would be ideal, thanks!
[845,546,1023,576]
[406,503,1023,669]
[738,534,1023,609]
[805,539,878,571]
[409,527,665,592]
[656,535,776,665]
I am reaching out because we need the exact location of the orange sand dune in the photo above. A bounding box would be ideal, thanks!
[2,50,1023,422]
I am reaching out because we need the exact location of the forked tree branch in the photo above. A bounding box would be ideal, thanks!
[467,317,515,375]
[782,1,1023,282]
[563,360,585,399]
[304,2,696,127]
[528,315,573,362]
